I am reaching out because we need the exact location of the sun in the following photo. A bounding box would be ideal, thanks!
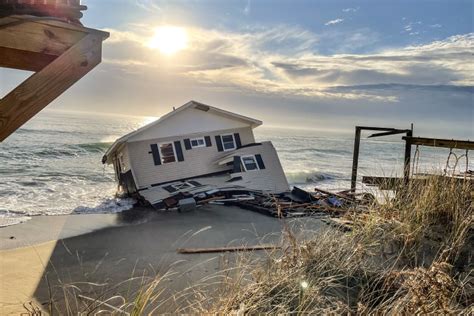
[148,26,188,55]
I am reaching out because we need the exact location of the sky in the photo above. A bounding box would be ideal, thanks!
[1,0,473,137]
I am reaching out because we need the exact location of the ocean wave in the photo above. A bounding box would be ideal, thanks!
[75,142,113,153]
[73,197,135,214]
[285,170,339,184]
[278,148,351,155]
[1,142,113,160]
[0,210,31,227]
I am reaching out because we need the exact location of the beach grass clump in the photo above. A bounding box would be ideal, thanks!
[198,174,473,314]
[354,174,473,266]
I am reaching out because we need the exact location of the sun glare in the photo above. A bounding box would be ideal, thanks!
[148,26,188,55]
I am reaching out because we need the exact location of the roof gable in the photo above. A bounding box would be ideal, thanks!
[104,101,262,159]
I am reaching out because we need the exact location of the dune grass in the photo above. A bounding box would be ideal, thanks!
[32,174,473,314]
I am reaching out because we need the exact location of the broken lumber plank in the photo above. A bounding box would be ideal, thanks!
[177,244,280,254]
[196,196,225,204]
[314,187,354,201]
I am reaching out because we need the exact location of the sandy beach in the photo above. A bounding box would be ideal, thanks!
[0,205,324,314]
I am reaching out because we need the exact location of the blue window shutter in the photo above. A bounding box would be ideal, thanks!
[205,136,212,147]
[184,138,192,150]
[234,133,242,148]
[174,141,184,161]
[149,144,161,165]
[232,156,242,173]
[215,135,223,152]
[255,154,265,169]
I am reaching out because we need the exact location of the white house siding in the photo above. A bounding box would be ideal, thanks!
[230,142,289,193]
[128,127,255,188]
[128,106,254,142]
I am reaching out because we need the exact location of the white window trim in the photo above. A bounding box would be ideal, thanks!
[190,137,206,148]
[171,181,196,191]
[221,134,236,151]
[241,155,260,171]
[159,142,177,164]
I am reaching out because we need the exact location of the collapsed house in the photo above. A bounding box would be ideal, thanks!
[102,101,289,208]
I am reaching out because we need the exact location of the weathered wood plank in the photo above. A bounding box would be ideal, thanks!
[0,18,86,56]
[402,137,474,150]
[177,244,280,254]
[0,33,103,141]
[0,46,56,71]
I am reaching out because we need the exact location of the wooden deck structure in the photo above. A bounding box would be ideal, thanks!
[0,1,108,141]
[351,125,473,191]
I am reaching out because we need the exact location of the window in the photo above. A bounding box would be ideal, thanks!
[222,134,236,151]
[190,137,205,148]
[241,155,259,171]
[171,181,196,191]
[159,142,176,163]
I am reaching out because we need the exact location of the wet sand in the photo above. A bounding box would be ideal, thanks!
[0,205,324,314]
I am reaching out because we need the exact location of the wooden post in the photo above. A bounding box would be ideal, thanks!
[403,128,413,184]
[351,127,361,192]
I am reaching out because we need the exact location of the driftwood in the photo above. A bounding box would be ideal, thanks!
[313,187,354,201]
[177,244,281,254]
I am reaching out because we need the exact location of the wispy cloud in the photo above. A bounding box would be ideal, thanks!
[404,21,422,33]
[243,0,251,16]
[342,7,359,13]
[325,18,344,26]
[430,24,442,28]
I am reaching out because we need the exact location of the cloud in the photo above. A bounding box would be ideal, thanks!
[243,0,251,15]
[404,21,422,33]
[100,24,473,106]
[342,7,359,13]
[430,24,442,28]
[134,0,161,12]
[325,18,344,26]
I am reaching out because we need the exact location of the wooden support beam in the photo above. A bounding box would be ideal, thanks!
[403,129,413,184]
[402,137,474,150]
[350,127,361,191]
[0,33,103,141]
[0,46,57,71]
[368,129,411,138]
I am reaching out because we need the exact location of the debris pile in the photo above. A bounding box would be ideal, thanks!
[152,184,369,220]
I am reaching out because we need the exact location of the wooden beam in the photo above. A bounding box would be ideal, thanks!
[177,244,280,254]
[402,137,474,150]
[403,129,413,183]
[0,33,103,141]
[0,46,57,71]
[368,129,411,138]
[0,17,86,56]
[350,127,361,191]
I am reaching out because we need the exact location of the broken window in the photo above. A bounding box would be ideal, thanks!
[159,143,176,163]
[171,181,196,191]
[190,137,205,148]
[222,134,236,151]
[241,155,259,171]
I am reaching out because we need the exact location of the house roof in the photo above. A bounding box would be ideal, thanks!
[103,101,262,163]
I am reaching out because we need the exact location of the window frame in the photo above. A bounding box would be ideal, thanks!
[221,134,236,151]
[158,142,177,164]
[171,181,196,191]
[241,155,260,172]
[190,137,206,148]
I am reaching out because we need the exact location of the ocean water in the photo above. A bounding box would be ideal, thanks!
[0,111,471,226]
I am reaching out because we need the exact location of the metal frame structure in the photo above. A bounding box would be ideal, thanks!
[350,125,413,191]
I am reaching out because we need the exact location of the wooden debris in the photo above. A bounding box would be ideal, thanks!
[177,244,280,254]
